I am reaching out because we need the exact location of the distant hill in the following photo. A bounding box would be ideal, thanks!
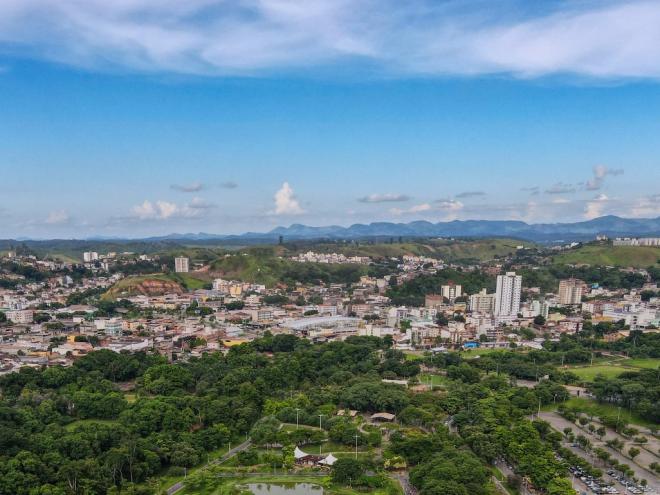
[2,216,660,248]
[141,215,660,243]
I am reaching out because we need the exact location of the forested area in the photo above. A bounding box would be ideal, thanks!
[0,336,416,495]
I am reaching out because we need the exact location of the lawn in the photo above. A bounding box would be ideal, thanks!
[568,365,628,381]
[418,373,448,387]
[566,357,660,381]
[560,397,657,428]
[461,347,513,358]
[624,358,660,370]
[403,351,425,361]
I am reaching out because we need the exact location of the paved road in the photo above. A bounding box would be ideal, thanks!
[166,439,252,495]
[391,472,417,495]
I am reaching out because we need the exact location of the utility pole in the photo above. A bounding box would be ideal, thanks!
[537,397,541,418]
[318,414,324,455]
[296,408,300,430]
[354,434,359,459]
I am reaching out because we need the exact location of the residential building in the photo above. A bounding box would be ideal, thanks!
[174,257,190,273]
[83,251,99,262]
[558,279,585,305]
[469,289,495,314]
[441,283,462,302]
[494,272,522,317]
[6,310,34,324]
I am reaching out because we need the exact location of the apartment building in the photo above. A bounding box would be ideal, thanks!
[494,272,522,317]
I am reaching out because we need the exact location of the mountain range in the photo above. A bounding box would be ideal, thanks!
[138,215,660,243]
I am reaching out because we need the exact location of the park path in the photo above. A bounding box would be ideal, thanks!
[166,438,252,495]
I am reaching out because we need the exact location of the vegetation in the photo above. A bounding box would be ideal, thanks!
[552,244,660,268]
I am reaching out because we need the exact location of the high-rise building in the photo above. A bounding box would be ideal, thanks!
[175,256,190,273]
[494,272,522,317]
[469,289,496,314]
[558,279,584,305]
[441,283,462,302]
[83,251,99,262]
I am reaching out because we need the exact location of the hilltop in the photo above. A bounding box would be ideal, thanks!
[102,273,209,300]
[553,244,660,268]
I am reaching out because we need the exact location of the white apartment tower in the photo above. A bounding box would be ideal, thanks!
[83,251,99,263]
[174,257,190,273]
[441,284,462,302]
[494,272,522,317]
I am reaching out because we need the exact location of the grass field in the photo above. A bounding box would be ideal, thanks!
[625,358,660,370]
[418,373,448,386]
[461,347,513,358]
[560,397,657,428]
[568,365,629,380]
[553,244,660,268]
[567,357,660,381]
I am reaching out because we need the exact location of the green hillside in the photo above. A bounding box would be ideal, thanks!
[102,273,208,300]
[283,238,533,263]
[553,245,660,268]
[210,250,368,287]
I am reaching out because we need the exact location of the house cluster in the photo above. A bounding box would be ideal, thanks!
[2,246,659,373]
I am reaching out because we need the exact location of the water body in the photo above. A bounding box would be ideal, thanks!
[243,483,323,495]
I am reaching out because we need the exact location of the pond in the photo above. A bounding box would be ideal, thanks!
[243,483,324,495]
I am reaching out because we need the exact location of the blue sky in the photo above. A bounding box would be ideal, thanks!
[1,0,659,238]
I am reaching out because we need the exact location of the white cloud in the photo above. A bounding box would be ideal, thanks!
[585,165,624,190]
[131,199,197,220]
[46,209,70,224]
[584,193,609,219]
[272,182,304,215]
[1,1,660,79]
[188,197,215,209]
[390,199,462,216]
[435,199,464,211]
[629,194,660,217]
[358,193,410,203]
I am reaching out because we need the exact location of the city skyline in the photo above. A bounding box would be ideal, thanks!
[1,0,660,237]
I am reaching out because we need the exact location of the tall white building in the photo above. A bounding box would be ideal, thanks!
[83,251,99,262]
[494,272,522,317]
[174,257,190,273]
[441,284,462,302]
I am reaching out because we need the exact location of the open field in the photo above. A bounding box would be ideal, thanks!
[566,357,660,381]
[625,358,660,369]
[418,373,449,387]
[461,347,514,358]
[559,397,657,428]
[568,365,629,380]
[553,244,660,268]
